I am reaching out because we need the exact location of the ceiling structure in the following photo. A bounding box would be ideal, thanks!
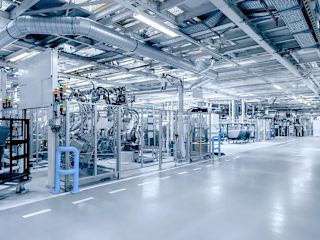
[0,0,320,112]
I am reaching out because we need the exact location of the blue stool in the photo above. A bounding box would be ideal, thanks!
[54,146,79,194]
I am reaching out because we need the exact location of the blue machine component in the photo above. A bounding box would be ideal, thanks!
[54,146,79,194]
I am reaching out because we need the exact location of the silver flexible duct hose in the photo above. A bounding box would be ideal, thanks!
[0,16,218,80]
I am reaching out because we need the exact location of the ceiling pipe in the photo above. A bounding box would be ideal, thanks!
[89,3,123,21]
[0,16,218,80]
[210,0,319,96]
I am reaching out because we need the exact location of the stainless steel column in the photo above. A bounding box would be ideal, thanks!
[65,101,71,190]
[231,100,236,122]
[199,112,202,160]
[93,104,98,176]
[158,111,163,170]
[116,107,121,179]
[35,110,39,164]
[140,109,144,168]
[177,85,185,159]
[229,101,232,120]
[208,112,212,159]
[241,99,245,123]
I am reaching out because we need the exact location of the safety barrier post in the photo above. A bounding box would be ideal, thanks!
[54,146,79,194]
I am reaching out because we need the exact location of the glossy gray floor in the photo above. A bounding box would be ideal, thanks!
[1,137,320,240]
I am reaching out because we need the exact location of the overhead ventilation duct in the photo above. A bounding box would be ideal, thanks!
[268,0,316,48]
[0,16,218,80]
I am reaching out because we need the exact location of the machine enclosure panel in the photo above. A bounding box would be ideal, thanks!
[19,50,58,109]
[313,120,320,137]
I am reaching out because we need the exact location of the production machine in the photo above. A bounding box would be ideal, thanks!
[50,82,143,182]
[187,107,212,159]
[272,112,310,137]
[226,123,255,143]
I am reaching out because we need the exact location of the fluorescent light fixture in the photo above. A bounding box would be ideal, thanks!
[239,60,256,65]
[134,13,178,37]
[119,59,136,66]
[107,73,133,81]
[273,85,282,90]
[64,64,94,73]
[25,51,40,60]
[9,52,30,62]
[73,81,91,87]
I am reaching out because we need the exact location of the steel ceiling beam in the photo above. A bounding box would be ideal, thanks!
[9,0,40,19]
[25,0,112,15]
[210,0,320,96]
[159,0,188,11]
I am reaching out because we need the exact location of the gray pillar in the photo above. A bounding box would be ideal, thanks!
[252,104,255,117]
[177,85,185,158]
[116,108,121,179]
[231,100,236,122]
[241,99,245,123]
[0,69,7,114]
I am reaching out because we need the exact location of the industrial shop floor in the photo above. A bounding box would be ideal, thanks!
[0,137,291,210]
[1,137,320,240]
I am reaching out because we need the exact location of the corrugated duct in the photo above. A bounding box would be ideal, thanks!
[0,16,218,79]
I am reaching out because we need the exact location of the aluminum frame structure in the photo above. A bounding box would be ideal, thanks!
[58,100,217,184]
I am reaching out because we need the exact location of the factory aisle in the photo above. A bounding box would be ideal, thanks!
[1,138,320,240]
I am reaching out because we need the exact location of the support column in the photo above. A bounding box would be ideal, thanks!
[177,85,185,159]
[116,107,121,179]
[231,100,236,122]
[158,111,163,170]
[241,99,246,123]
[0,69,7,116]
[252,104,255,117]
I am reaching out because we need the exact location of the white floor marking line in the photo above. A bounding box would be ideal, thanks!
[81,158,212,191]
[72,197,94,205]
[233,156,240,159]
[206,164,212,167]
[226,159,231,162]
[22,209,51,219]
[1,158,214,212]
[137,181,152,186]
[159,176,171,180]
[177,171,187,175]
[109,188,126,194]
[304,148,320,151]
[3,139,293,212]
[193,168,201,171]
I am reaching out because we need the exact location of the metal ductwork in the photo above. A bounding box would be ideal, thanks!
[0,16,218,80]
